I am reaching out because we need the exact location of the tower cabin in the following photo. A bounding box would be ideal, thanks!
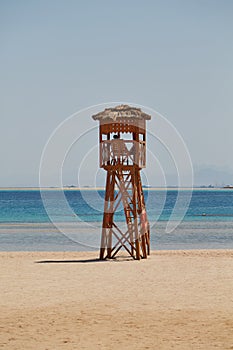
[92,105,151,260]
[93,105,151,170]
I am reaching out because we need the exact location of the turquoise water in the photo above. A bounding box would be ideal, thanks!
[0,189,233,251]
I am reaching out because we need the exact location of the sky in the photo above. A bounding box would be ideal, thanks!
[1,0,233,187]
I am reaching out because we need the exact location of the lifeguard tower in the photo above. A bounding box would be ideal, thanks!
[92,105,151,260]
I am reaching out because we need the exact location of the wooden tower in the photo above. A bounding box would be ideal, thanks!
[92,105,151,260]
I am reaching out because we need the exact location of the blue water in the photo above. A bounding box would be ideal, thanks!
[0,189,233,251]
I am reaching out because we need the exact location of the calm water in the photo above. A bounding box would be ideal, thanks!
[0,189,233,251]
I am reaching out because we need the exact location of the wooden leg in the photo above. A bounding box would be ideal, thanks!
[146,227,150,255]
[99,227,107,260]
[135,239,140,260]
[107,228,112,258]
[141,234,147,259]
[99,247,105,260]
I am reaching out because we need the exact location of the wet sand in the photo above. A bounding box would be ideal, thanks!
[0,250,233,349]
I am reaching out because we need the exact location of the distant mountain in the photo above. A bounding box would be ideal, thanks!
[194,165,233,187]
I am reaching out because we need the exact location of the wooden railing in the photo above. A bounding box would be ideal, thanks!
[100,140,146,168]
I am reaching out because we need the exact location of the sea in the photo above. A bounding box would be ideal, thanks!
[0,189,233,251]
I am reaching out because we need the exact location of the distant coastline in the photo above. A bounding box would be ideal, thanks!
[0,186,229,191]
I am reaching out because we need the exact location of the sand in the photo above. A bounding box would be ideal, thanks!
[0,250,233,350]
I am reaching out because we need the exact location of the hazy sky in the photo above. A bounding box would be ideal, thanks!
[1,0,233,186]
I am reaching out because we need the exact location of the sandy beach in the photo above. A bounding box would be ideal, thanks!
[0,250,233,350]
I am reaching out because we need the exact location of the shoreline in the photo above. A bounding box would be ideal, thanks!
[0,186,228,191]
[1,248,233,253]
[0,248,233,255]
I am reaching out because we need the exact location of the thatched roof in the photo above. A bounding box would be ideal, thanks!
[92,105,151,121]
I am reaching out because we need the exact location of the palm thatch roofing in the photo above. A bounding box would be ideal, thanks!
[92,105,151,121]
